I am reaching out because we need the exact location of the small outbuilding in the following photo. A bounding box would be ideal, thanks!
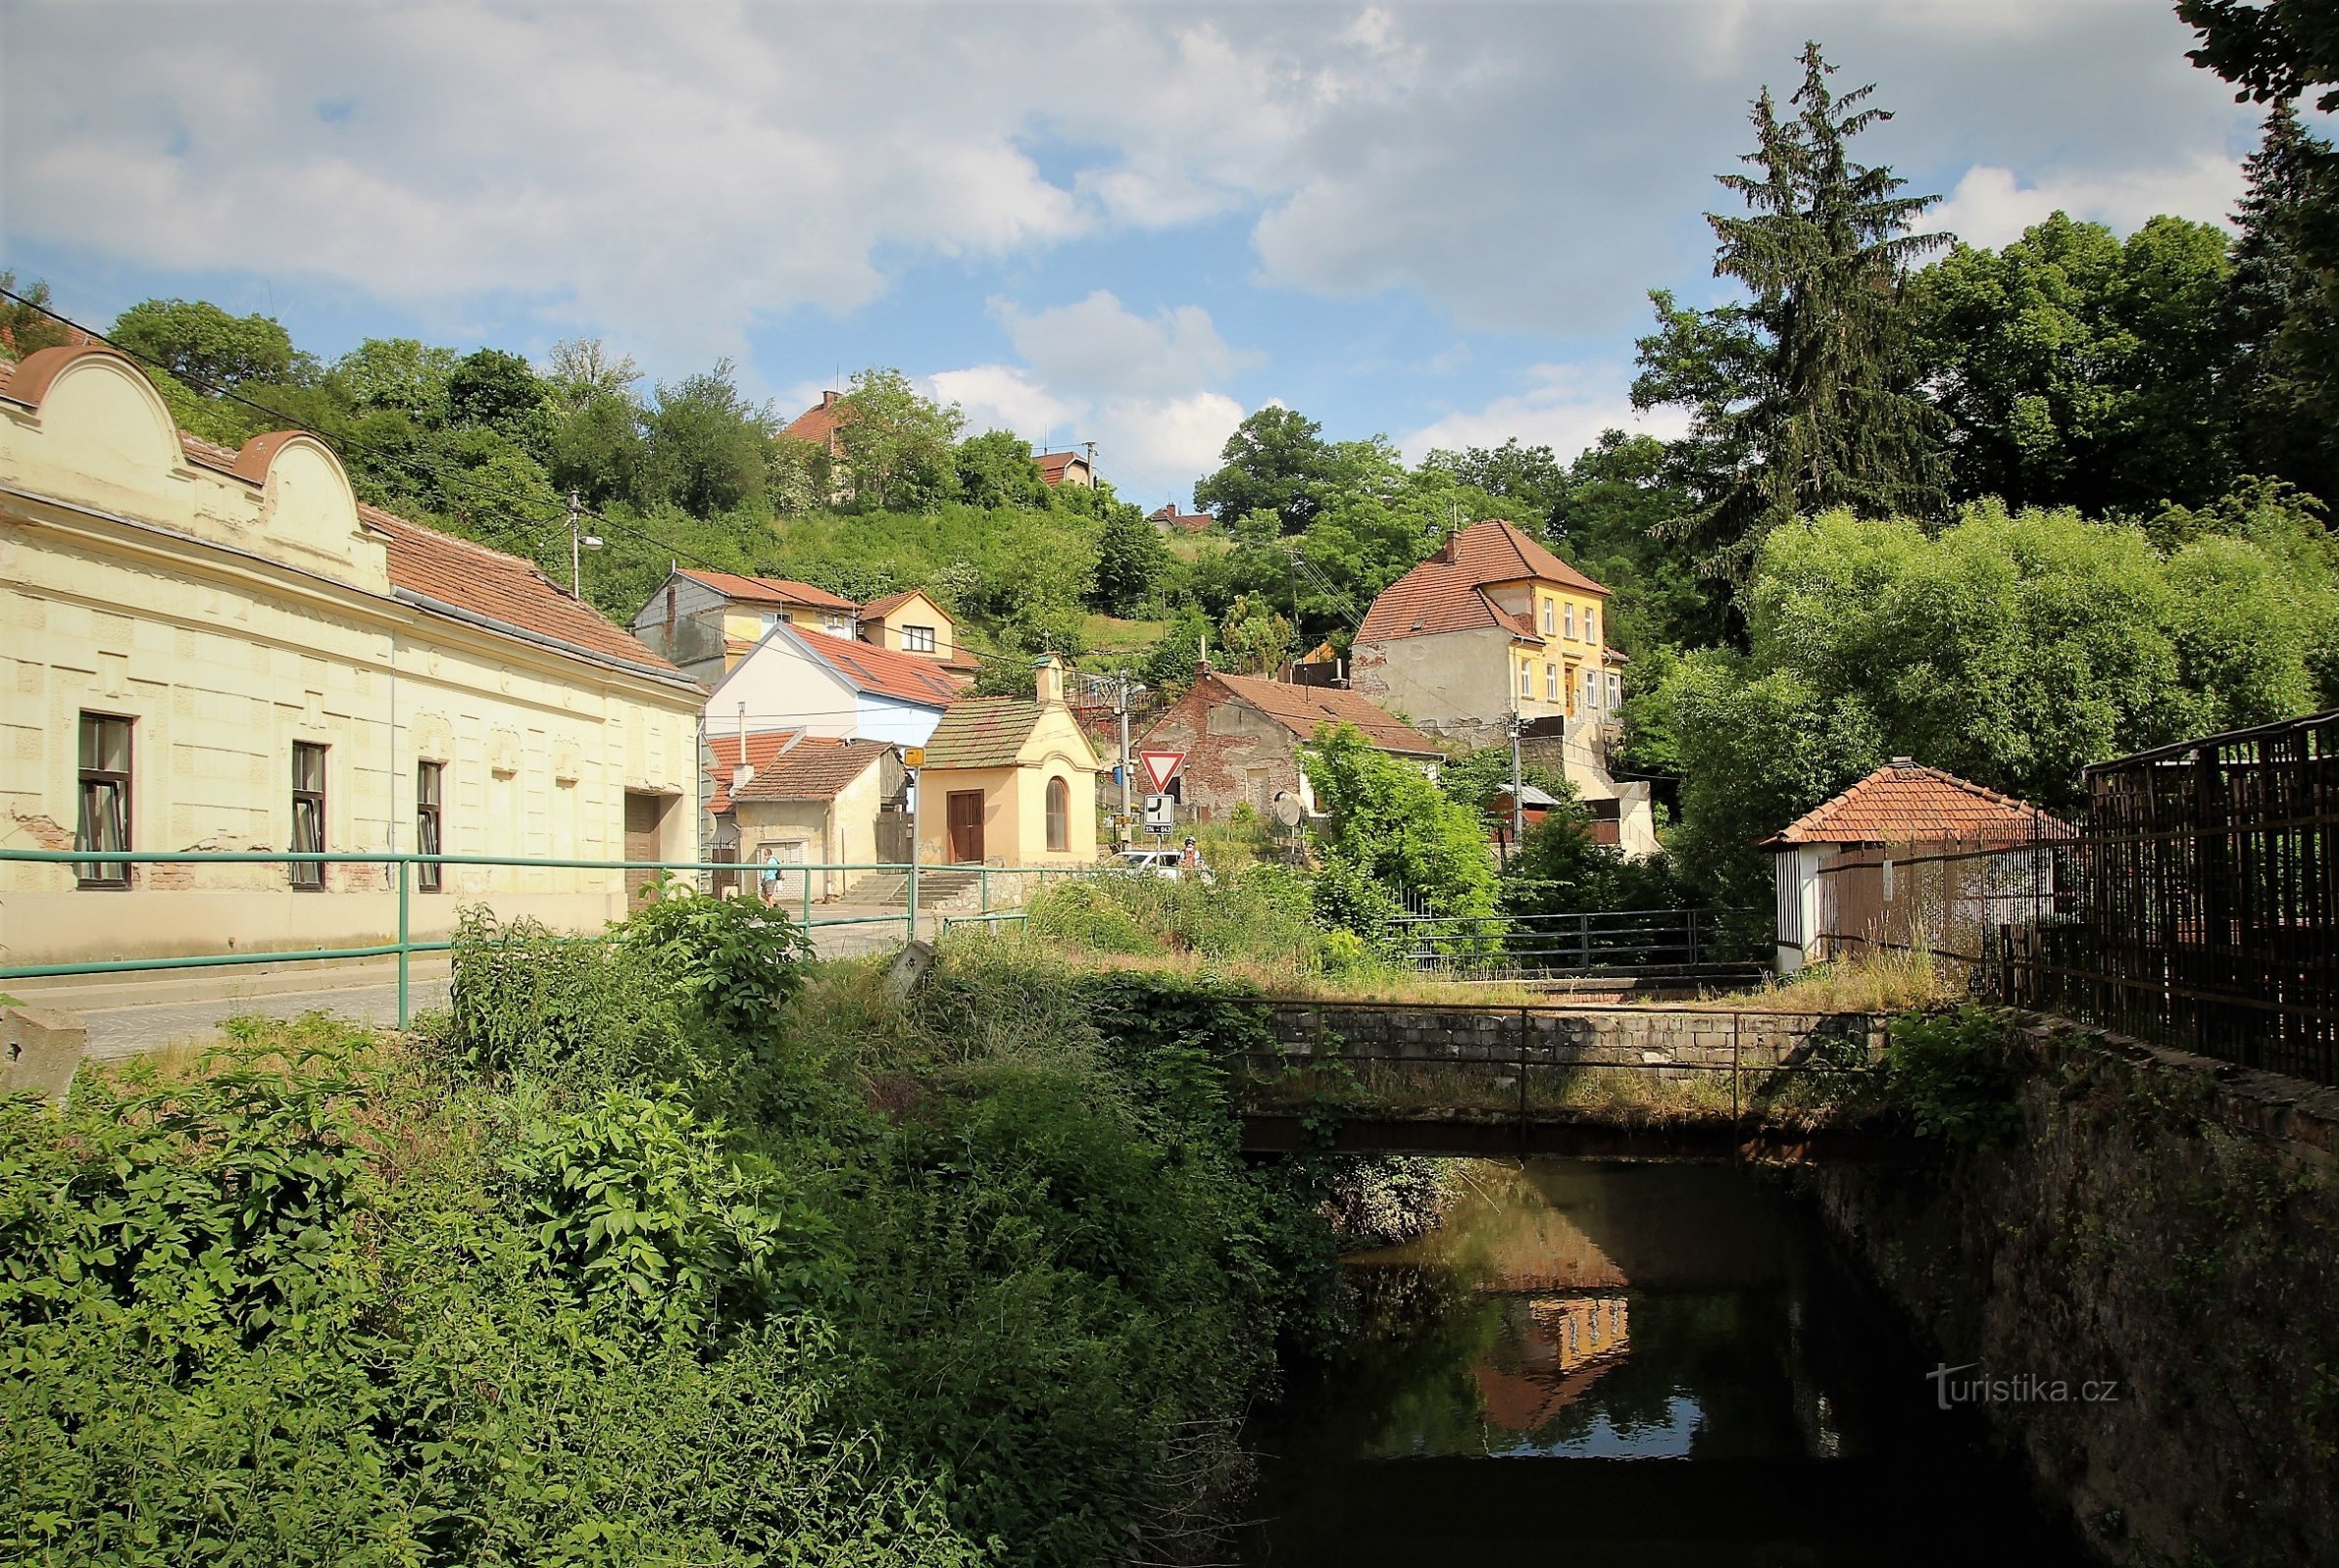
[916,656,1101,867]
[1135,669,1445,822]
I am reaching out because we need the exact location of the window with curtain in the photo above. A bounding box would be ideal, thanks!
[76,712,132,888]
[417,760,444,893]
[1045,775,1070,852]
[291,742,327,889]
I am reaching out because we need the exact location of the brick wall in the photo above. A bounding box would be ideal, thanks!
[1140,676,1304,823]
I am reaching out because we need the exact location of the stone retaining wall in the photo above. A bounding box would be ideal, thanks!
[1261,1004,1881,1076]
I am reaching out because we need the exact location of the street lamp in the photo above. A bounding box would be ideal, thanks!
[568,490,602,600]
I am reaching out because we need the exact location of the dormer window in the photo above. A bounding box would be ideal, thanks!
[903,625,936,654]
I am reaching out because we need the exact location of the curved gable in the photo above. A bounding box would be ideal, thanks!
[6,346,188,500]
[242,432,384,590]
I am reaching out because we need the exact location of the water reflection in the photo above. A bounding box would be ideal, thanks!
[1242,1159,2084,1566]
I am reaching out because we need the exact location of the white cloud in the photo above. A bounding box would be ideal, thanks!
[1399,362,1689,466]
[1930,156,2247,250]
[993,290,1253,400]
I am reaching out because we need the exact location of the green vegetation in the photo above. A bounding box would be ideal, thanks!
[2,901,1361,1567]
[1882,1004,2024,1149]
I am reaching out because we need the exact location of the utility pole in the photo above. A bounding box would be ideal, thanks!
[1508,708,1525,864]
[568,491,601,601]
[1116,672,1134,851]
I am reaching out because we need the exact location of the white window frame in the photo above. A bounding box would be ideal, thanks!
[1518,662,1531,699]
[1545,662,1558,701]
[1607,671,1622,709]
[1541,599,1555,635]
[1586,607,1599,646]
[1565,603,1576,640]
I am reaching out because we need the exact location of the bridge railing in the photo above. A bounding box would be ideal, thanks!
[1389,906,1766,975]
[1232,1000,1887,1138]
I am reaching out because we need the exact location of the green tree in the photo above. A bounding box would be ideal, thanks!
[1633,41,1948,592]
[954,429,1050,509]
[0,271,75,360]
[1215,593,1293,675]
[2221,103,2339,504]
[1091,503,1170,616]
[642,362,773,517]
[1908,212,2235,513]
[1421,438,1569,531]
[551,387,648,507]
[332,337,459,422]
[1302,722,1499,932]
[447,348,551,446]
[1550,431,1727,651]
[833,368,963,513]
[1193,406,1332,532]
[111,298,301,389]
[542,337,642,410]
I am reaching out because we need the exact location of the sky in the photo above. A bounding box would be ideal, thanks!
[0,0,2278,510]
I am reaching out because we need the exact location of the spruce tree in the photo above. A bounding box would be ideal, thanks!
[2221,101,2339,504]
[1633,41,1948,597]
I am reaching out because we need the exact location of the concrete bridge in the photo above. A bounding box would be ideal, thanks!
[1233,1000,1902,1162]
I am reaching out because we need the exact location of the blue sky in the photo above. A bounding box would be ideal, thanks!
[0,1,2274,509]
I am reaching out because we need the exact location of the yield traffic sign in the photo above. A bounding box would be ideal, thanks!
[1139,750,1184,792]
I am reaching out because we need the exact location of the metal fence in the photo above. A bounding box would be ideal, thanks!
[1391,906,1764,975]
[0,848,1079,1030]
[2004,708,2339,1086]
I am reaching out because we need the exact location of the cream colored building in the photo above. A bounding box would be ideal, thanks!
[705,730,901,903]
[854,588,976,674]
[0,345,702,966]
[916,657,1100,867]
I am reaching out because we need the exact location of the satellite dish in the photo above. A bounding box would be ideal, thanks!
[1271,792,1304,828]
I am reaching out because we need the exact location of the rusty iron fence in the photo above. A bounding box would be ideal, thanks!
[2003,708,2338,1087]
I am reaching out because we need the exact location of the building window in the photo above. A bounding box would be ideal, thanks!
[903,624,936,654]
[1545,662,1558,701]
[1565,603,1576,639]
[75,712,132,888]
[1583,669,1600,710]
[1587,607,1599,646]
[1518,661,1531,699]
[1541,599,1555,635]
[1045,776,1070,853]
[417,761,444,893]
[1607,671,1622,709]
[291,742,327,890]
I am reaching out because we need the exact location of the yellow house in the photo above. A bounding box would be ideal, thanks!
[856,588,977,675]
[916,656,1099,866]
[0,345,702,966]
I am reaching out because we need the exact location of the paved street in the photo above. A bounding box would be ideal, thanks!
[23,909,935,1063]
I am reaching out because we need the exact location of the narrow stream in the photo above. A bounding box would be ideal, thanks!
[1242,1159,2088,1566]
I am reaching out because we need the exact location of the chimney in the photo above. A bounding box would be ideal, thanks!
[822,390,839,409]
[1034,652,1065,705]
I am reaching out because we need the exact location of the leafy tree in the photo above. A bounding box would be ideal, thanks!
[1908,213,2235,513]
[1421,438,1568,531]
[1090,503,1170,616]
[542,336,642,409]
[1302,722,1499,933]
[551,387,648,506]
[447,348,550,443]
[1193,406,1332,532]
[111,298,301,388]
[642,362,774,516]
[833,368,963,513]
[1435,747,1569,825]
[0,271,75,360]
[1550,431,1727,652]
[1502,810,1690,918]
[1633,41,1948,592]
[954,429,1050,510]
[1215,593,1293,675]
[332,337,459,421]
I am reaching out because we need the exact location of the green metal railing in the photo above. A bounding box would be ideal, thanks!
[0,848,1080,1027]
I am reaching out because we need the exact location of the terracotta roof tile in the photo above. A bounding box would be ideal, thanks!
[782,392,845,451]
[857,588,938,619]
[789,627,967,707]
[921,697,1045,769]
[1197,672,1447,758]
[361,506,682,676]
[1763,760,2057,848]
[1034,451,1090,485]
[706,731,888,811]
[1358,519,1608,644]
[679,567,860,613]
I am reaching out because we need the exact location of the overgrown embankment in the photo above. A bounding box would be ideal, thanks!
[1,899,1358,1567]
[1810,1008,2339,1567]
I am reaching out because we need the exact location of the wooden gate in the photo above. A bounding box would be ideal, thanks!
[876,803,913,865]
[947,791,985,863]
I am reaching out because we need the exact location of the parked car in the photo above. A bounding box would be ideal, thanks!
[1114,848,1212,883]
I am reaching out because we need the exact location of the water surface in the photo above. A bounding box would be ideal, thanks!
[1242,1159,2085,1566]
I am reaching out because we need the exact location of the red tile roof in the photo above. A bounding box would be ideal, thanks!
[706,730,888,811]
[1035,450,1091,486]
[1762,760,2056,848]
[679,567,860,614]
[362,506,682,676]
[782,391,846,452]
[1358,519,1608,644]
[1200,672,1448,758]
[857,588,941,620]
[921,697,1043,769]
[789,627,967,707]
